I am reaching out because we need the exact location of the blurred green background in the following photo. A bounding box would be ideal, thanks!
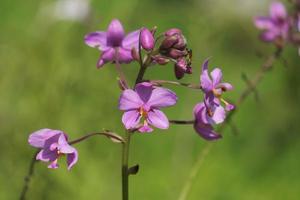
[1,0,300,199]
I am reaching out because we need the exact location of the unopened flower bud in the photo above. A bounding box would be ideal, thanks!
[165,28,182,36]
[173,35,187,50]
[131,47,140,61]
[160,36,178,49]
[140,28,155,51]
[174,58,187,79]
[168,49,187,59]
[152,56,170,65]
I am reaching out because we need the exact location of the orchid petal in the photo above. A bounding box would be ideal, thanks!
[122,30,140,50]
[107,19,125,47]
[122,110,141,129]
[119,89,143,110]
[84,31,108,51]
[147,87,177,108]
[67,149,78,170]
[28,129,61,148]
[147,109,169,129]
[270,2,287,20]
[211,68,222,86]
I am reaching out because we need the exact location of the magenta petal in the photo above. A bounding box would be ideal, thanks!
[122,30,140,50]
[67,149,78,170]
[117,48,133,63]
[48,160,59,169]
[216,82,233,91]
[193,102,209,124]
[58,134,76,154]
[147,87,177,108]
[210,105,225,124]
[270,2,287,20]
[122,110,141,129]
[119,89,143,110]
[254,17,273,30]
[84,31,108,51]
[97,48,115,68]
[194,122,222,141]
[28,129,61,148]
[210,68,222,86]
[260,31,277,42]
[107,19,125,47]
[200,59,213,92]
[138,125,153,133]
[36,149,58,162]
[135,82,153,103]
[147,109,169,129]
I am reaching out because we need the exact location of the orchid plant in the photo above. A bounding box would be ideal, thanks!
[21,1,300,200]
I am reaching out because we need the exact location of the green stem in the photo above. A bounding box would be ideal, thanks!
[122,131,131,200]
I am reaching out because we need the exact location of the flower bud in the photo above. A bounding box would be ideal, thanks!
[173,35,187,50]
[165,28,182,36]
[140,28,155,51]
[152,56,170,65]
[174,58,187,79]
[168,49,187,59]
[160,36,178,49]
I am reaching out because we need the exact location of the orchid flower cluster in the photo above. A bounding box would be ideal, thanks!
[25,18,236,200]
[254,1,300,54]
[27,19,234,171]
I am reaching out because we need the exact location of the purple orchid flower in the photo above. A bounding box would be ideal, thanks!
[119,82,177,132]
[28,129,78,170]
[200,59,234,111]
[84,19,140,68]
[254,2,290,43]
[193,102,222,140]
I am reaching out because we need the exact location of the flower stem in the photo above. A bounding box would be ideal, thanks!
[122,131,131,200]
[169,120,195,124]
[149,80,201,89]
[19,150,39,200]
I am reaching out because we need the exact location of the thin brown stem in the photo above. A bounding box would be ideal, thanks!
[178,48,282,200]
[149,80,201,89]
[69,131,124,145]
[19,150,39,200]
[169,120,195,125]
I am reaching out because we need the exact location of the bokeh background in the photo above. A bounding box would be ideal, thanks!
[1,0,300,199]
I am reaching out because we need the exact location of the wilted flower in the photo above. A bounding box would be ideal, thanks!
[119,82,177,132]
[254,2,290,44]
[200,59,234,111]
[28,129,78,170]
[85,19,140,68]
[193,101,223,140]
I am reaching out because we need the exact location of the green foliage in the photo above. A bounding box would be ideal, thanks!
[0,0,300,199]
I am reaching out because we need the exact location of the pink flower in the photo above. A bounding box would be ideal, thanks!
[28,129,78,170]
[119,82,177,132]
[85,19,140,68]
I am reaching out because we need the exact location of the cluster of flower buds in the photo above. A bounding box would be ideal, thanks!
[158,29,192,79]
[254,1,300,54]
